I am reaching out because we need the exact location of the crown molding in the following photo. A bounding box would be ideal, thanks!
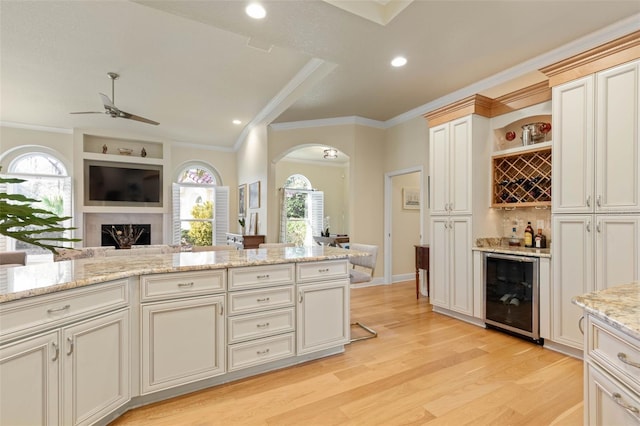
[1,121,73,134]
[488,82,552,117]
[423,94,493,127]
[270,115,386,131]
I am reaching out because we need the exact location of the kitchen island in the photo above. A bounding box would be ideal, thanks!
[573,282,640,425]
[0,246,355,426]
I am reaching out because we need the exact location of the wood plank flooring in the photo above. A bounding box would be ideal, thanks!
[112,281,583,426]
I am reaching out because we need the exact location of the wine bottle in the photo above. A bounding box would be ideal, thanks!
[524,222,534,248]
[535,229,547,248]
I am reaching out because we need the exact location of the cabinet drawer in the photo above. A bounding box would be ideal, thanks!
[296,259,349,283]
[228,264,294,290]
[228,286,295,315]
[228,308,295,344]
[0,279,129,343]
[228,333,295,372]
[140,270,226,301]
[588,316,640,391]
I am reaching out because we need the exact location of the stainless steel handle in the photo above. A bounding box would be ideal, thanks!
[578,316,584,335]
[586,195,591,207]
[66,337,74,356]
[220,303,224,316]
[612,393,639,415]
[256,322,270,328]
[618,352,640,369]
[178,282,194,288]
[47,304,70,314]
[256,297,270,302]
[596,195,601,207]
[449,203,453,211]
[318,268,330,273]
[256,274,270,279]
[299,291,303,303]
[256,348,270,355]
[51,342,59,361]
[597,221,601,233]
[586,221,591,232]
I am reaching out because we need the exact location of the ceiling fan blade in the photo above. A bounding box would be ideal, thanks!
[117,109,160,125]
[99,93,115,109]
[70,111,104,114]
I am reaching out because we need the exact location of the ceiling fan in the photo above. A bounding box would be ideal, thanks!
[70,72,159,125]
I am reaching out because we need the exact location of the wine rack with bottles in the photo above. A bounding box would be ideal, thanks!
[492,144,552,208]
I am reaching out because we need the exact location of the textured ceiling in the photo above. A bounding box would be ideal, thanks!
[1,1,639,150]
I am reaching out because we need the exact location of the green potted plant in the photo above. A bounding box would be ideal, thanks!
[0,172,80,253]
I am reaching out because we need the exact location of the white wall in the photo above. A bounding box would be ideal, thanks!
[236,125,268,235]
[392,172,421,277]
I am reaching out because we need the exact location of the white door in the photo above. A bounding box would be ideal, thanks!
[552,76,595,214]
[297,280,349,355]
[595,215,640,291]
[552,215,595,349]
[429,217,450,308]
[429,123,450,215]
[596,60,640,213]
[449,216,473,315]
[449,116,472,215]
[62,309,130,426]
[141,295,225,394]
[0,330,60,426]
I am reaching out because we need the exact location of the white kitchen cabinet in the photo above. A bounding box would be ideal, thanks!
[429,116,473,215]
[585,315,640,425]
[141,294,225,394]
[552,215,640,349]
[0,309,130,426]
[296,263,349,355]
[429,216,473,316]
[0,330,59,425]
[553,60,640,214]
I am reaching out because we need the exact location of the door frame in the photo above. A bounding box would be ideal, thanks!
[384,166,424,288]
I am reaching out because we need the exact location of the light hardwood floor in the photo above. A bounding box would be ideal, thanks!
[112,281,584,426]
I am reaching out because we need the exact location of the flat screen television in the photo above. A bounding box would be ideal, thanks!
[84,160,163,207]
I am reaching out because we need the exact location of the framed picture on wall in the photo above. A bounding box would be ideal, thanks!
[238,184,247,217]
[402,187,420,210]
[249,181,261,209]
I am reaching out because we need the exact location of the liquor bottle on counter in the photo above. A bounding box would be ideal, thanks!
[524,222,534,248]
[535,229,547,248]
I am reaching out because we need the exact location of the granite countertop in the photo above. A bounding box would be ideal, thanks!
[573,282,640,341]
[0,246,353,304]
[473,237,551,258]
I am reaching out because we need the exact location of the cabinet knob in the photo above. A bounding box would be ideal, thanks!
[586,195,591,207]
[618,352,640,369]
[611,393,639,415]
[51,342,59,362]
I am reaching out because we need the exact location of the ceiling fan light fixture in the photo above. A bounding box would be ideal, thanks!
[246,3,266,19]
[323,148,338,159]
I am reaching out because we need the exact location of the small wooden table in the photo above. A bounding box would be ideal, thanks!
[415,245,429,299]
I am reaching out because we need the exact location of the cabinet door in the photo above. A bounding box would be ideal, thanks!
[141,295,225,394]
[429,217,450,308]
[0,330,60,426]
[587,363,640,425]
[62,309,129,426]
[449,217,473,315]
[429,123,450,215]
[297,279,349,355]
[596,60,640,213]
[596,215,640,291]
[552,76,595,213]
[449,116,472,215]
[552,215,595,349]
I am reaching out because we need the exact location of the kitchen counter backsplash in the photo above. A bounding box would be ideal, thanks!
[474,237,551,258]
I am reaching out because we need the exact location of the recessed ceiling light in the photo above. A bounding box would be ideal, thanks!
[232,119,242,125]
[391,56,407,67]
[245,3,266,19]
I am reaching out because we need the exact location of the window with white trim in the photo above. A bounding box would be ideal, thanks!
[173,164,228,247]
[280,174,323,246]
[1,151,73,253]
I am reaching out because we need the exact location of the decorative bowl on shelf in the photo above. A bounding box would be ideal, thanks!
[118,148,133,155]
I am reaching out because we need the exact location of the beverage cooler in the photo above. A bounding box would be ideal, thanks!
[483,252,542,344]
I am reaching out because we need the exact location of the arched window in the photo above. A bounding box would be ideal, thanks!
[173,163,228,247]
[1,151,72,253]
[280,174,323,246]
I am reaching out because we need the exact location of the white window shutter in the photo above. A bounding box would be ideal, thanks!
[214,186,229,245]
[61,176,73,245]
[172,183,181,245]
[0,178,7,252]
[310,191,324,237]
